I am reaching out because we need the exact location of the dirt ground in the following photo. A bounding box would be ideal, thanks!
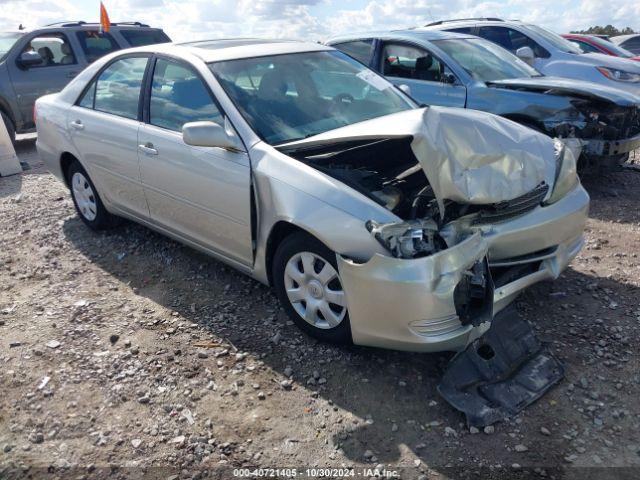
[1,139,639,480]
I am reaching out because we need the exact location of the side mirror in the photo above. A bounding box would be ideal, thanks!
[397,84,411,96]
[182,120,244,152]
[17,51,43,69]
[442,73,457,85]
[515,46,535,65]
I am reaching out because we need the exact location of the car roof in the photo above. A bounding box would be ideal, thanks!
[423,18,527,29]
[328,28,473,44]
[127,38,332,63]
[6,22,164,35]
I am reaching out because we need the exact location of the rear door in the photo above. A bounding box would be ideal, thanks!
[67,54,150,219]
[8,31,83,128]
[137,56,252,265]
[378,41,466,107]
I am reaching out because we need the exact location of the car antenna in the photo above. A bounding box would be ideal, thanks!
[18,24,25,30]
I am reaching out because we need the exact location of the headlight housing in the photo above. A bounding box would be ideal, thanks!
[596,66,640,83]
[546,140,579,204]
[366,219,442,259]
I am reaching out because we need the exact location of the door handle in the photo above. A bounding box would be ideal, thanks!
[67,71,80,78]
[138,143,158,155]
[70,120,84,130]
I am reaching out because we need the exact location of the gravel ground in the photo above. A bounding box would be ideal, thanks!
[1,139,639,480]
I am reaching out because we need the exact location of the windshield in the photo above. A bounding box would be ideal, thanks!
[432,37,541,82]
[209,50,414,145]
[588,36,636,58]
[0,32,22,60]
[525,24,582,54]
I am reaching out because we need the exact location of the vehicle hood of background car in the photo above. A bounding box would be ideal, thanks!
[279,107,556,215]
[576,52,640,72]
[486,76,640,106]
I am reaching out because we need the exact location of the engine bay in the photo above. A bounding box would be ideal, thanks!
[280,136,438,220]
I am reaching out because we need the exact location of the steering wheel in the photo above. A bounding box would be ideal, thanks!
[331,92,355,113]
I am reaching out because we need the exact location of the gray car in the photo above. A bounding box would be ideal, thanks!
[35,39,589,353]
[0,21,170,143]
[328,30,640,170]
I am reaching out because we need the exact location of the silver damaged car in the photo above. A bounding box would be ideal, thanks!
[35,39,590,352]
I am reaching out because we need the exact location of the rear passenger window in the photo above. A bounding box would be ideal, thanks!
[76,31,119,63]
[91,56,148,119]
[333,40,374,64]
[79,82,96,108]
[149,58,223,132]
[120,29,171,47]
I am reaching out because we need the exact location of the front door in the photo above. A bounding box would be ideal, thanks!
[379,42,466,107]
[67,55,150,219]
[138,57,253,265]
[8,32,83,129]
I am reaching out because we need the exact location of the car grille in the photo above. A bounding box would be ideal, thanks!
[472,182,549,225]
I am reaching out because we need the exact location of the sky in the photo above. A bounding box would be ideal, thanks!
[1,0,639,42]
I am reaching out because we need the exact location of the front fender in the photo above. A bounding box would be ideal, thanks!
[250,142,396,284]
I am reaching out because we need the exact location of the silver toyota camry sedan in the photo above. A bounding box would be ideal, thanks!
[35,39,589,352]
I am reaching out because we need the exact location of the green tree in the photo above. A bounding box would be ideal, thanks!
[571,25,635,36]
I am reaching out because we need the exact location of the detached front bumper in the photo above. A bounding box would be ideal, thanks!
[337,184,589,353]
[583,132,640,157]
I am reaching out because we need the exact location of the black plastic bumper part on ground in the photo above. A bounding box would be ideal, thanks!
[438,307,565,427]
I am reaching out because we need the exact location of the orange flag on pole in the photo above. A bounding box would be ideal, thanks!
[100,1,111,33]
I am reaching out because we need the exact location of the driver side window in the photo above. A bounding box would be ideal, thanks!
[382,43,455,83]
[24,33,77,67]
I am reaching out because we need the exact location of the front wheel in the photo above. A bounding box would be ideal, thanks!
[272,232,352,344]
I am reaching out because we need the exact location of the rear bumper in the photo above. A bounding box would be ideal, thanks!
[337,183,589,353]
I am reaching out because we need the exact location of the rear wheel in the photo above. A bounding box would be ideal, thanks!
[67,160,119,230]
[1,111,16,146]
[272,232,351,344]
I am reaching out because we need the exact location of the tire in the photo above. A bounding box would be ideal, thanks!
[272,231,352,344]
[1,111,16,147]
[67,159,119,230]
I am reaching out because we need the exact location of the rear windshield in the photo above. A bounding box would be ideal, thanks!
[120,29,171,47]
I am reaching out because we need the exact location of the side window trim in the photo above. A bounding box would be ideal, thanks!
[74,53,152,122]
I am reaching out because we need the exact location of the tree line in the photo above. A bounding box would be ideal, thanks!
[571,25,635,36]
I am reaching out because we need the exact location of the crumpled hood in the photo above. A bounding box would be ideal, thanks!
[280,107,557,212]
[487,76,640,106]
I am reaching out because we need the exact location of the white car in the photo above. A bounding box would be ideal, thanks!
[424,19,640,96]
[35,39,589,353]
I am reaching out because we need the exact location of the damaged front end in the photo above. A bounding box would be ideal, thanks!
[276,107,581,352]
[276,106,580,423]
[488,78,640,170]
[548,100,640,169]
